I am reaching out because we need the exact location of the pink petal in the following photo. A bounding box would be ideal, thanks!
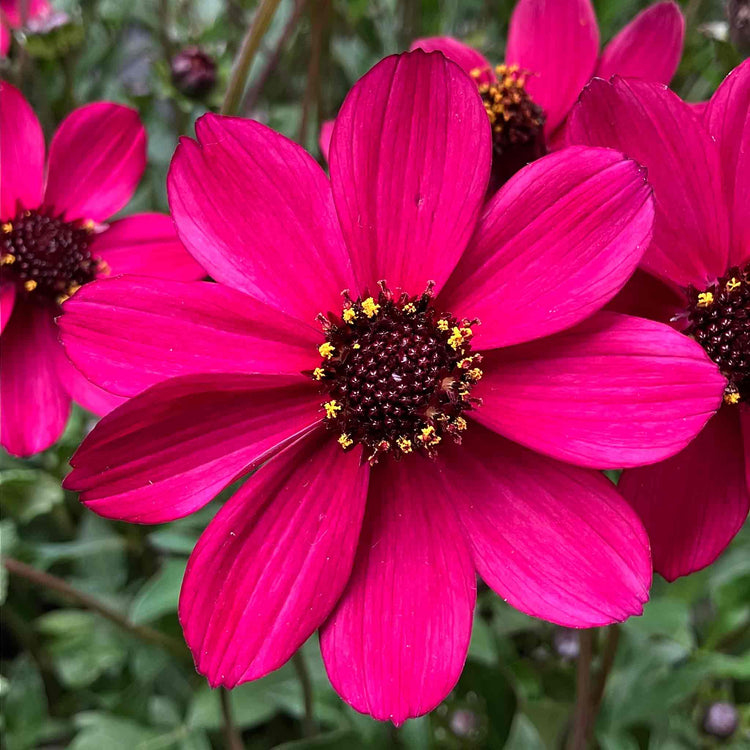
[0,81,44,218]
[705,59,750,267]
[444,425,651,627]
[55,349,126,417]
[319,118,334,162]
[619,407,749,581]
[320,457,475,725]
[506,0,599,134]
[180,434,369,687]
[607,269,685,325]
[596,2,685,85]
[1,23,10,57]
[329,50,490,296]
[439,147,654,349]
[44,103,146,222]
[64,374,321,523]
[168,115,354,324]
[2,0,52,25]
[742,407,750,493]
[0,301,70,456]
[91,213,205,281]
[567,77,730,287]
[473,312,726,469]
[1,283,15,334]
[59,276,320,398]
[410,37,495,84]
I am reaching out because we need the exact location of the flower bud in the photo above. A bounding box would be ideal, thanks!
[171,46,216,98]
[702,702,739,739]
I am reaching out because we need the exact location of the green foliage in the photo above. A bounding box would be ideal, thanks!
[1,0,748,747]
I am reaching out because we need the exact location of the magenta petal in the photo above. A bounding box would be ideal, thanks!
[506,0,599,134]
[440,147,653,349]
[329,50,491,296]
[55,349,126,417]
[1,302,70,456]
[474,312,726,469]
[742,408,750,493]
[1,23,9,57]
[44,103,146,222]
[59,276,320,398]
[168,115,354,323]
[619,408,749,581]
[64,374,321,523]
[410,37,495,84]
[1,283,15,334]
[91,213,205,281]
[705,59,750,266]
[608,269,685,325]
[320,458,475,725]
[0,81,45,219]
[596,2,685,85]
[567,77,730,287]
[180,434,369,687]
[443,426,651,626]
[319,119,334,163]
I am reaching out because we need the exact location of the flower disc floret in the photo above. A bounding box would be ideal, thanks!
[310,281,482,463]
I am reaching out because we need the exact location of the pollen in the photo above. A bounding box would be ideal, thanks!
[310,282,482,463]
[324,400,342,418]
[361,296,380,318]
[1,253,15,265]
[318,342,335,359]
[24,279,38,291]
[724,387,741,405]
[697,291,714,308]
[1,222,12,234]
[468,367,483,382]
[726,277,741,293]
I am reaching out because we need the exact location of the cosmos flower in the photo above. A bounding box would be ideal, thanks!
[320,0,685,189]
[61,51,722,723]
[565,60,750,581]
[0,81,204,456]
[1,0,53,56]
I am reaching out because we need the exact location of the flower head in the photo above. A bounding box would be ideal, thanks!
[566,58,750,581]
[0,0,53,56]
[62,51,723,723]
[0,81,204,456]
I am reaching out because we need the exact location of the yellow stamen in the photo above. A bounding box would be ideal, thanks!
[24,280,37,291]
[1,222,12,234]
[1,253,15,265]
[402,302,416,314]
[437,319,449,332]
[697,291,714,308]
[313,367,326,380]
[338,433,353,449]
[352,342,361,350]
[97,259,111,276]
[453,417,468,431]
[469,68,482,79]
[447,326,466,350]
[82,219,96,232]
[342,307,357,323]
[318,342,335,359]
[361,297,380,318]
[419,425,441,446]
[726,277,741,293]
[323,400,342,419]
[724,386,741,405]
[396,437,413,453]
[468,367,483,382]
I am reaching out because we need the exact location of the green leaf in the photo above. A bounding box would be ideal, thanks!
[0,469,64,523]
[130,558,186,625]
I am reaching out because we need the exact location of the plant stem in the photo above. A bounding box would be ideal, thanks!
[298,0,328,146]
[222,0,283,116]
[591,624,620,717]
[568,629,594,750]
[2,557,187,661]
[241,0,308,115]
[219,688,244,750]
[292,650,316,737]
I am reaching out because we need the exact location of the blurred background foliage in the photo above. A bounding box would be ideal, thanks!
[1,0,749,748]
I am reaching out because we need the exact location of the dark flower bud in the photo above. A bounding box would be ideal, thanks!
[729,0,750,56]
[702,702,739,739]
[171,46,217,98]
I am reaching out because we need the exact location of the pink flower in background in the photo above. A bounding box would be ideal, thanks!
[406,0,685,189]
[0,82,204,456]
[566,60,750,581]
[1,0,52,56]
[61,51,723,723]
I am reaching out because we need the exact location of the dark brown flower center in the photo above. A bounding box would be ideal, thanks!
[472,64,547,191]
[310,282,482,464]
[685,264,750,405]
[1,207,103,304]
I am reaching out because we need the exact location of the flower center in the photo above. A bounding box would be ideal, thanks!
[310,282,482,464]
[685,264,750,405]
[472,64,547,190]
[1,207,104,304]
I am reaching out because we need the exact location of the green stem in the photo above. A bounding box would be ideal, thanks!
[221,0,284,116]
[591,624,620,717]
[292,650,316,737]
[2,557,188,661]
[568,629,594,750]
[219,688,244,750]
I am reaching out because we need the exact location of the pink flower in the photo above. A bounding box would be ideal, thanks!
[1,0,52,56]
[565,60,750,581]
[0,82,204,456]
[323,1,685,188]
[61,51,723,723]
